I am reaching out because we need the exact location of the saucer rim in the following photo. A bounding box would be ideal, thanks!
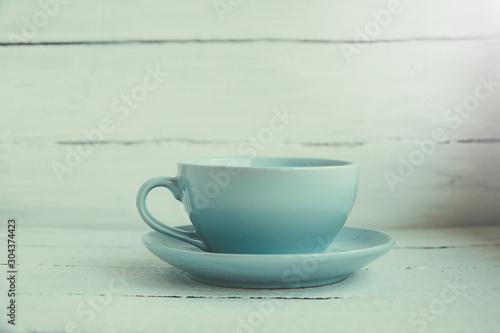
[142,225,395,258]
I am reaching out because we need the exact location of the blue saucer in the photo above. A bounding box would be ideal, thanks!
[142,226,395,289]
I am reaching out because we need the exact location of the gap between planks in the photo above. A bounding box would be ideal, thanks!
[4,243,499,250]
[60,293,338,300]
[2,34,500,47]
[2,137,500,148]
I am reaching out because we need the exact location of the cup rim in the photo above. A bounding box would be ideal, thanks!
[178,156,358,170]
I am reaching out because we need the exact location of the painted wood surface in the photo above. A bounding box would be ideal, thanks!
[1,41,500,143]
[1,40,499,229]
[0,226,499,332]
[1,2,499,333]
[1,0,500,42]
[1,142,500,231]
[0,2,499,230]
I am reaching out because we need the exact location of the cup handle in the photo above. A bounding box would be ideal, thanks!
[136,176,210,252]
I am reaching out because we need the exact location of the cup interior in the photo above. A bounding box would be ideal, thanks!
[180,157,355,169]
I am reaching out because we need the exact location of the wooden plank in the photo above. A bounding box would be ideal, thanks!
[1,41,499,143]
[10,244,500,294]
[4,227,499,286]
[0,0,499,43]
[14,293,500,333]
[2,226,499,332]
[1,140,499,230]
[8,226,500,248]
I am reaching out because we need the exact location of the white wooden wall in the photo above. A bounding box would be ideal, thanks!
[1,0,499,231]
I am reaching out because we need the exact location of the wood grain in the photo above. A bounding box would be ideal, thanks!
[0,2,499,333]
[1,141,499,230]
[1,41,499,143]
[0,2,499,230]
[0,0,499,43]
[2,226,498,332]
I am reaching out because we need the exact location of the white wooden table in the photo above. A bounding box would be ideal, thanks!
[2,225,499,333]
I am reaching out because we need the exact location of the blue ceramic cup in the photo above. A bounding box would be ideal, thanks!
[137,157,359,254]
